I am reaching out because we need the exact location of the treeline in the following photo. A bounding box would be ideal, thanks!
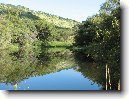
[0,3,79,57]
[74,0,120,89]
[75,0,120,65]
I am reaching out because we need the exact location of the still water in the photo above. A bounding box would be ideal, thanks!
[0,48,119,90]
[0,68,102,90]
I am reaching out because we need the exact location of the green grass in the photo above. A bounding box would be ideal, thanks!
[47,47,68,53]
[48,41,72,47]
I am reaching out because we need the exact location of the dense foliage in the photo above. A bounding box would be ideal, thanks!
[75,0,120,64]
[0,3,78,56]
[74,0,120,90]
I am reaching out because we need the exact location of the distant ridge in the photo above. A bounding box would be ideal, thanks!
[0,3,80,28]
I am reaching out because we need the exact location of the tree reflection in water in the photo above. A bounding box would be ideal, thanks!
[0,47,120,90]
[73,50,120,90]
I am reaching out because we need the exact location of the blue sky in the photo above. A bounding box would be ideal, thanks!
[0,0,106,22]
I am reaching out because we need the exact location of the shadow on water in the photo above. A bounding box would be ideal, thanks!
[72,49,120,90]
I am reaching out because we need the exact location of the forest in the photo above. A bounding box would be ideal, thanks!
[0,0,120,90]
[74,0,120,90]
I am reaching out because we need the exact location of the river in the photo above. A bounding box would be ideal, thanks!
[0,47,119,90]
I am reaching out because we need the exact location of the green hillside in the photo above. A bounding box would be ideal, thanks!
[0,3,79,28]
[35,11,79,28]
[0,3,79,55]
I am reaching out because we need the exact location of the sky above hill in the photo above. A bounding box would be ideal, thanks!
[0,0,106,22]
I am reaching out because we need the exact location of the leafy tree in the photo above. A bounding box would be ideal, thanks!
[74,0,120,90]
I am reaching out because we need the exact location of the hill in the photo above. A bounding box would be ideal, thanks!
[0,3,79,28]
[0,3,79,56]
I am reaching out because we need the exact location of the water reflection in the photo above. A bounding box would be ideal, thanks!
[0,48,120,90]
[73,51,120,90]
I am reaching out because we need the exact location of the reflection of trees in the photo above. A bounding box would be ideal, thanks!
[73,51,120,90]
[0,48,75,86]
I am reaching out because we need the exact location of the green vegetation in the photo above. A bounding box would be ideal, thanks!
[0,3,77,85]
[0,3,79,56]
[75,0,120,63]
[74,0,120,90]
[35,11,79,29]
[0,0,120,90]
